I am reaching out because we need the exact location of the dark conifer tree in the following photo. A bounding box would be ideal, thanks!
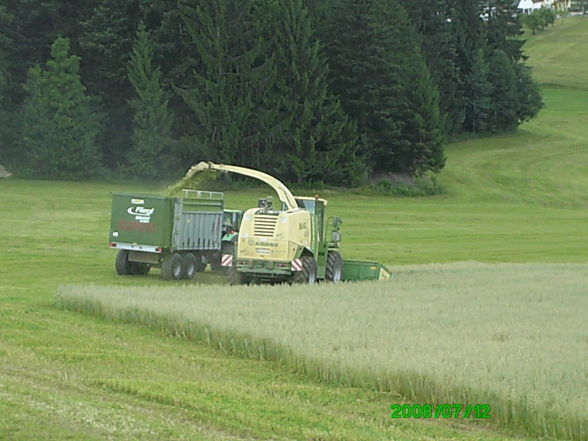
[259,0,363,185]
[486,49,518,131]
[0,5,12,163]
[128,22,175,178]
[20,38,101,178]
[513,62,543,126]
[324,0,444,175]
[177,0,275,169]
[79,0,142,168]
[481,0,525,62]
[463,48,492,133]
[399,0,464,135]
[3,0,95,103]
[481,1,543,131]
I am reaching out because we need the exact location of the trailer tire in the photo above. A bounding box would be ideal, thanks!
[161,253,183,280]
[115,250,132,275]
[181,253,198,279]
[292,256,317,284]
[325,251,343,283]
[195,253,207,272]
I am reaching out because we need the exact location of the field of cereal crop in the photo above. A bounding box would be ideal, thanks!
[1,16,588,441]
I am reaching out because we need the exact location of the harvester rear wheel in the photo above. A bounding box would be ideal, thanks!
[115,250,131,275]
[325,251,343,282]
[181,253,198,279]
[292,256,317,284]
[161,253,183,280]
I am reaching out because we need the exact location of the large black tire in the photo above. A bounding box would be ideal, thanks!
[161,252,183,280]
[227,266,245,285]
[291,256,318,284]
[195,253,207,272]
[325,251,343,283]
[181,253,198,279]
[115,250,131,275]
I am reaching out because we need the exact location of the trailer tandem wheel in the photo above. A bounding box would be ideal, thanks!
[161,252,183,280]
[181,253,198,279]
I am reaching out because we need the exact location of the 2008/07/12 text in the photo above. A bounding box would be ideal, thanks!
[390,403,491,419]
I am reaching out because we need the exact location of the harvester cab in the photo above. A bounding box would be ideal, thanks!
[258,196,275,212]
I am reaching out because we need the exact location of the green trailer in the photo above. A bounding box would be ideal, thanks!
[109,190,241,279]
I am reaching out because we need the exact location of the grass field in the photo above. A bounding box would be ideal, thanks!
[1,16,588,441]
[56,263,588,441]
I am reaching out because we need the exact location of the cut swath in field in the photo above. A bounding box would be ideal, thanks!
[56,262,588,441]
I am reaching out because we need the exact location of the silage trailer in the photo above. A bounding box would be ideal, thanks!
[108,190,241,279]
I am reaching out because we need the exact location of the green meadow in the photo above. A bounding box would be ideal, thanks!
[1,16,587,441]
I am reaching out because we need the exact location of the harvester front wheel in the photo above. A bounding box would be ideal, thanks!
[292,256,317,284]
[325,251,343,283]
[228,266,248,285]
[181,253,198,279]
[161,253,183,280]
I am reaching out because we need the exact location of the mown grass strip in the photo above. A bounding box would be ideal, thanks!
[56,262,588,441]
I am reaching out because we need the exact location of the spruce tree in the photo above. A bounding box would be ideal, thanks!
[79,0,142,168]
[481,0,526,62]
[513,62,543,126]
[481,1,542,131]
[3,0,96,103]
[20,37,100,178]
[0,5,12,163]
[463,49,492,133]
[260,0,363,185]
[128,22,175,178]
[485,49,518,132]
[325,0,444,175]
[177,0,274,168]
[399,0,464,135]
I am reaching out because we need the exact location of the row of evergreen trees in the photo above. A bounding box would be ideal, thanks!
[0,0,542,184]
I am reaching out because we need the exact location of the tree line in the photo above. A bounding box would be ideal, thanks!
[0,0,542,184]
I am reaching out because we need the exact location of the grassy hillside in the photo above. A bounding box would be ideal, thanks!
[1,15,588,441]
[524,16,588,89]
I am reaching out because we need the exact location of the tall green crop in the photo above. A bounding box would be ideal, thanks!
[57,262,588,441]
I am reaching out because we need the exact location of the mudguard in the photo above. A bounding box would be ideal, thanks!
[222,232,238,243]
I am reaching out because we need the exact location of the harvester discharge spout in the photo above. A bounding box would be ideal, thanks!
[174,161,298,211]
